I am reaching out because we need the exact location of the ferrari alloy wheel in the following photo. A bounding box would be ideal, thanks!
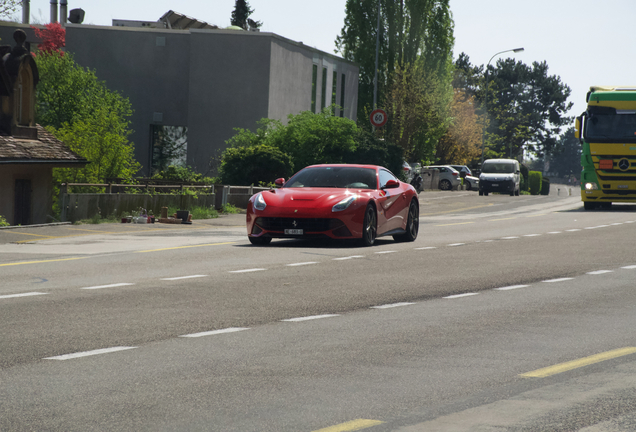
[394,200,419,242]
[440,179,452,190]
[248,236,272,246]
[361,204,377,246]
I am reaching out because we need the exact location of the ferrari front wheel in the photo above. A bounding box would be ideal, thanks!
[361,204,377,246]
[248,236,272,246]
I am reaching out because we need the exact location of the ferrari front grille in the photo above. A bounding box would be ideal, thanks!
[255,217,342,232]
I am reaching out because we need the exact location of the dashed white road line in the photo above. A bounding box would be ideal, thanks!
[415,246,436,250]
[375,251,397,254]
[587,270,613,275]
[371,302,415,309]
[494,285,529,291]
[180,327,250,338]
[524,234,541,237]
[501,236,519,240]
[543,277,574,283]
[444,293,479,299]
[44,346,136,360]
[81,283,135,290]
[281,314,340,322]
[448,243,465,247]
[286,262,318,267]
[228,268,266,273]
[0,292,48,299]
[622,265,636,269]
[333,255,364,261]
[566,229,581,232]
[160,275,207,281]
[548,231,562,234]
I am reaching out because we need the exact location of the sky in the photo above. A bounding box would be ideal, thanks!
[17,0,636,121]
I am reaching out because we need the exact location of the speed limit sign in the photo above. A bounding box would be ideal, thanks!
[370,108,388,128]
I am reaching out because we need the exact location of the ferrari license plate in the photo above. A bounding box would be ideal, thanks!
[285,229,303,235]
[492,183,499,187]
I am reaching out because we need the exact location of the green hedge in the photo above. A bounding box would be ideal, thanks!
[220,145,294,186]
[528,171,543,195]
[520,164,529,191]
[540,177,550,195]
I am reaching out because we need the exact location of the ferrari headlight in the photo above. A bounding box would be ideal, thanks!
[585,182,599,190]
[253,193,267,211]
[332,195,356,212]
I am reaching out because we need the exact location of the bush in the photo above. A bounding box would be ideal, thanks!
[520,163,529,191]
[540,177,550,195]
[152,165,213,184]
[220,144,294,186]
[528,171,543,195]
[0,215,9,227]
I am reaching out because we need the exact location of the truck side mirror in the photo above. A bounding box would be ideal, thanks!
[574,117,581,139]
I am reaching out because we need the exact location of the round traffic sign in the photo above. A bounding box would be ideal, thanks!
[370,109,388,128]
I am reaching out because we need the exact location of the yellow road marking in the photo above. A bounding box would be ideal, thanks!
[66,228,126,234]
[313,419,384,432]
[421,203,494,216]
[135,241,237,253]
[435,222,475,227]
[520,347,636,378]
[0,257,88,267]
[526,213,547,217]
[489,217,516,221]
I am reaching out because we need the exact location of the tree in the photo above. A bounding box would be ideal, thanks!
[35,51,140,183]
[0,0,20,19]
[549,127,581,179]
[230,0,261,30]
[33,23,65,54]
[336,0,454,123]
[435,90,482,164]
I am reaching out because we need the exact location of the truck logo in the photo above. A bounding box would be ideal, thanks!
[618,159,630,171]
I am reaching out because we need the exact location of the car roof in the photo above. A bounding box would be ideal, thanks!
[304,163,383,170]
[483,159,518,164]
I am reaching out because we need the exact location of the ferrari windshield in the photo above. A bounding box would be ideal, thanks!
[584,111,636,143]
[481,162,515,174]
[285,166,377,189]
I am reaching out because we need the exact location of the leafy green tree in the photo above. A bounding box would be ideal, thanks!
[549,127,581,179]
[231,0,261,30]
[336,0,454,123]
[220,145,293,186]
[152,165,212,184]
[35,52,140,183]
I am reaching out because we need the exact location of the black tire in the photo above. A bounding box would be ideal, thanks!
[583,202,596,210]
[479,190,483,196]
[484,191,489,196]
[393,200,419,242]
[465,182,471,191]
[515,188,520,196]
[510,189,515,196]
[361,204,377,246]
[601,202,612,209]
[440,179,452,190]
[248,236,272,246]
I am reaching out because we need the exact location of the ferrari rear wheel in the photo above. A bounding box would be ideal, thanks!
[394,200,419,242]
[361,204,377,246]
[248,236,272,246]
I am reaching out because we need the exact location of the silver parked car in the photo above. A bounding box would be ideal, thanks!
[449,165,479,191]
[423,165,462,190]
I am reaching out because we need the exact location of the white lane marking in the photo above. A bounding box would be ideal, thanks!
[543,278,574,283]
[548,231,562,234]
[286,262,318,267]
[625,221,635,224]
[415,246,436,250]
[479,239,494,242]
[282,314,340,322]
[375,251,397,254]
[333,255,364,261]
[494,285,529,291]
[622,265,636,269]
[587,270,613,275]
[228,268,266,273]
[0,292,48,299]
[44,346,136,360]
[160,275,208,281]
[524,234,541,237]
[444,293,479,299]
[611,223,623,226]
[371,302,415,309]
[180,327,250,338]
[566,229,581,232]
[448,243,465,247]
[81,283,135,290]
[501,236,519,240]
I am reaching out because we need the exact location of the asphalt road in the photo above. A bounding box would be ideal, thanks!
[2,185,636,431]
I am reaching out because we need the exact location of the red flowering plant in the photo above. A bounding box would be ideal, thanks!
[32,22,65,55]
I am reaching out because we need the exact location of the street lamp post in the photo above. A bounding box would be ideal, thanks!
[480,47,524,166]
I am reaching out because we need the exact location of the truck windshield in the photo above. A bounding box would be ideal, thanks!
[584,112,636,143]
[481,163,515,174]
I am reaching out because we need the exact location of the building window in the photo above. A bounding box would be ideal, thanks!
[321,67,327,111]
[311,64,317,113]
[150,125,188,175]
[332,71,337,112]
[340,74,346,117]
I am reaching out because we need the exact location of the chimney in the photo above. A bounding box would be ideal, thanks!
[60,0,67,26]
[22,0,30,24]
[50,0,58,23]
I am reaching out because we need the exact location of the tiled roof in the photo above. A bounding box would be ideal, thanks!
[0,125,87,164]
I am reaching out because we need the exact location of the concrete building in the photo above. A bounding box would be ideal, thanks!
[60,20,359,176]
